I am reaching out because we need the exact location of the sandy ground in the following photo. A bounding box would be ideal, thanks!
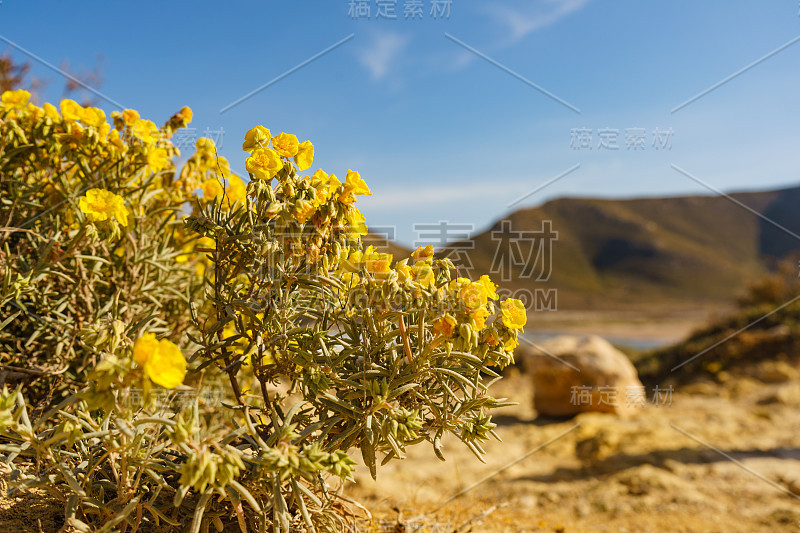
[345,372,800,532]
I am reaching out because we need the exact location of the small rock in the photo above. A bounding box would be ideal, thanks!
[575,427,622,462]
[727,376,760,398]
[524,335,646,417]
[755,360,798,383]
[758,383,800,405]
[680,380,718,396]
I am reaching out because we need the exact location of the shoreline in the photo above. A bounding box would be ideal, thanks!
[521,307,727,348]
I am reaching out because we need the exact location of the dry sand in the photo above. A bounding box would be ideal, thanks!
[346,372,800,532]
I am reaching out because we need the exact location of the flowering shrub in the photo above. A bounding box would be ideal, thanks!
[0,91,526,531]
[0,90,201,403]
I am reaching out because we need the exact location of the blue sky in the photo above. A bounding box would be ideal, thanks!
[2,0,799,246]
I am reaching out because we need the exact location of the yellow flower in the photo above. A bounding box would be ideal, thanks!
[434,314,456,338]
[193,139,216,169]
[341,271,360,290]
[178,106,193,124]
[311,186,327,208]
[25,103,43,121]
[1,89,31,110]
[339,170,372,204]
[470,307,490,331]
[43,102,60,121]
[133,333,158,366]
[347,207,368,236]
[411,245,434,264]
[479,275,499,300]
[82,107,106,128]
[323,170,341,189]
[201,178,224,201]
[226,175,247,204]
[133,333,187,389]
[253,348,276,367]
[461,282,488,311]
[146,147,169,174]
[79,188,129,226]
[448,277,469,291]
[310,169,341,206]
[67,121,85,141]
[294,199,317,224]
[60,99,85,122]
[264,202,284,219]
[197,236,215,251]
[412,262,434,288]
[340,249,364,273]
[395,258,412,281]
[133,119,159,144]
[242,125,271,152]
[504,336,519,353]
[271,132,299,157]
[365,251,392,279]
[485,330,500,347]
[122,109,140,128]
[212,156,231,177]
[245,147,283,180]
[347,170,371,195]
[196,137,216,153]
[294,140,314,171]
[109,129,127,153]
[309,168,328,185]
[501,299,527,330]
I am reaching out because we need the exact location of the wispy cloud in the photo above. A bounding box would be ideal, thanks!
[437,0,592,74]
[487,0,592,44]
[356,31,411,81]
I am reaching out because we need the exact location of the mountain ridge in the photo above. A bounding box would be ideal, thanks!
[434,183,800,310]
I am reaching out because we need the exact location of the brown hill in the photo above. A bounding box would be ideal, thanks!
[443,185,800,311]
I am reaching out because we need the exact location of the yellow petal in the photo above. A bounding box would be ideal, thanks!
[145,339,187,389]
[133,333,159,366]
